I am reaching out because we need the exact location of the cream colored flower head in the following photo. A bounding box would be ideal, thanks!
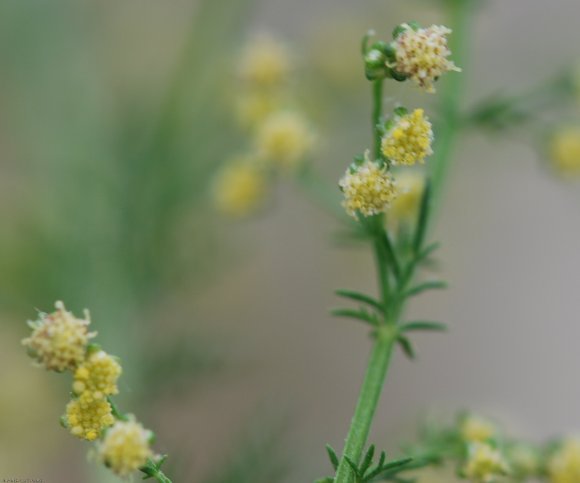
[65,391,115,441]
[256,111,314,170]
[550,127,580,177]
[213,156,267,218]
[548,438,580,483]
[382,108,433,166]
[463,442,509,482]
[239,35,291,88]
[73,350,122,399]
[22,301,95,372]
[460,415,496,443]
[339,152,398,219]
[99,418,153,477]
[391,23,461,93]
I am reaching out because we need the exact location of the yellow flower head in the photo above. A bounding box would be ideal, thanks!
[460,415,496,443]
[99,418,153,477]
[236,91,283,128]
[239,35,291,88]
[391,24,461,93]
[213,157,267,217]
[339,153,398,219]
[550,127,580,177]
[256,111,314,169]
[463,442,509,483]
[381,109,433,166]
[548,438,580,483]
[73,350,121,399]
[22,301,95,372]
[388,171,425,224]
[65,391,115,441]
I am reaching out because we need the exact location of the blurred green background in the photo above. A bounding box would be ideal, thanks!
[1,0,580,482]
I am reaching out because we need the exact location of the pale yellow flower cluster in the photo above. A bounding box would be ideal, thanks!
[99,418,154,477]
[215,36,314,218]
[22,301,158,477]
[212,157,267,218]
[382,109,433,166]
[460,415,496,443]
[548,438,580,483]
[22,301,95,372]
[462,442,509,482]
[391,24,461,94]
[549,127,580,177]
[340,108,432,220]
[339,153,398,218]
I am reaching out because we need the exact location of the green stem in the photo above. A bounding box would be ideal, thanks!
[334,328,397,483]
[430,0,472,217]
[152,471,172,483]
[372,80,384,159]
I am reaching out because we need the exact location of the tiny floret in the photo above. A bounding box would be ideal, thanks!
[73,350,121,398]
[65,391,115,441]
[213,157,267,217]
[391,23,461,93]
[22,301,95,372]
[460,415,496,443]
[381,109,433,166]
[256,111,314,169]
[99,418,154,477]
[239,35,290,87]
[339,153,398,219]
[548,438,580,483]
[463,442,509,482]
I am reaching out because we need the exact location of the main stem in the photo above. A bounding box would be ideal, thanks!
[333,2,470,480]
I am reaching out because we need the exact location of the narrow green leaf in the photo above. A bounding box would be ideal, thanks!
[381,457,413,472]
[330,308,378,326]
[398,336,416,360]
[413,180,431,254]
[403,280,447,298]
[360,444,375,476]
[401,321,447,333]
[364,451,386,480]
[335,290,383,312]
[314,478,334,483]
[326,444,340,471]
[417,241,440,263]
[379,230,402,281]
[344,456,361,478]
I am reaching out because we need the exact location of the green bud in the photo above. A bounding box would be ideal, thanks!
[364,49,385,69]
[394,106,409,117]
[407,20,421,31]
[389,68,408,82]
[392,23,409,39]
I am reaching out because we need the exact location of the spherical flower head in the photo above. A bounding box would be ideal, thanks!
[548,438,580,483]
[339,154,398,219]
[391,23,461,93]
[239,35,291,88]
[460,415,496,443]
[22,301,95,372]
[256,111,314,170]
[463,442,509,482]
[73,350,121,398]
[99,418,153,477]
[213,157,268,218]
[236,91,283,128]
[388,171,425,224]
[550,127,580,177]
[65,391,114,441]
[382,109,433,166]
